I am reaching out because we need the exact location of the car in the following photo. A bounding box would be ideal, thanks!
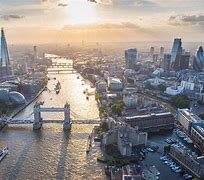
[175,169,181,173]
[186,175,193,179]
[164,161,169,164]
[160,156,166,160]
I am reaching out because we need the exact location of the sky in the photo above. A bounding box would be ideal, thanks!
[0,0,204,44]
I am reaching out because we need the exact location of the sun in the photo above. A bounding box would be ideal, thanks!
[64,0,98,25]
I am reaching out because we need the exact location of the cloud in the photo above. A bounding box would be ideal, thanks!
[98,0,157,6]
[1,15,25,21]
[88,0,97,3]
[57,3,68,7]
[63,22,142,31]
[168,13,204,26]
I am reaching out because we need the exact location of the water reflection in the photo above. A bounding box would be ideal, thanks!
[0,56,105,179]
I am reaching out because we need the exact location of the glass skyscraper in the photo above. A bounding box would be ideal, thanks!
[0,28,12,77]
[170,38,182,69]
[125,48,137,69]
[193,46,204,72]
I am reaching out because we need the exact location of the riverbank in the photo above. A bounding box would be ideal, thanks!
[0,86,46,130]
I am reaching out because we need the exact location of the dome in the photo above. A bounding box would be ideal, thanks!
[9,91,26,105]
[193,46,204,72]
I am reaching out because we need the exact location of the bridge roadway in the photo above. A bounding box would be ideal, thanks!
[6,119,100,125]
[47,69,76,73]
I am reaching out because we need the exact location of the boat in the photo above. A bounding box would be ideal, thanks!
[86,135,91,154]
[0,147,8,161]
[56,88,60,94]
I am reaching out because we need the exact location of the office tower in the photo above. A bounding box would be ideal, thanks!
[170,38,182,69]
[193,46,204,72]
[160,47,164,57]
[153,54,158,62]
[173,54,190,71]
[33,46,37,60]
[0,28,12,77]
[125,48,137,69]
[150,47,154,55]
[161,54,171,70]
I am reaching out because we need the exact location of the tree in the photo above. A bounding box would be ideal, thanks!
[158,84,166,92]
[95,93,103,101]
[170,95,190,109]
[199,113,204,120]
[111,101,125,116]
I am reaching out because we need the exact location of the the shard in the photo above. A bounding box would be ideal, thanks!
[0,28,12,77]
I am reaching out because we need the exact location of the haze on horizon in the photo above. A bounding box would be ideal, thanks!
[1,0,204,44]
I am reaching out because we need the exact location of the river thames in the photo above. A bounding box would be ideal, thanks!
[0,56,106,179]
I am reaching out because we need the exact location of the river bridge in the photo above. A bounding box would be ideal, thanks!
[47,62,76,74]
[4,102,100,131]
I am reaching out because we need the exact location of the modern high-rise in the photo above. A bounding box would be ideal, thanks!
[125,48,137,69]
[160,47,164,57]
[161,54,171,70]
[0,28,12,77]
[170,38,182,69]
[150,47,154,55]
[33,45,37,60]
[193,46,204,72]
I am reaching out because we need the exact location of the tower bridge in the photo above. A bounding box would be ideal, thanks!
[4,101,100,130]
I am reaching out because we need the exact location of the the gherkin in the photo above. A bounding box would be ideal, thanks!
[193,46,204,72]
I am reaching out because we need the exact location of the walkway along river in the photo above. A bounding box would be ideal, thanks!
[0,55,106,179]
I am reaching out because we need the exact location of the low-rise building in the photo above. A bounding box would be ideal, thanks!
[103,125,147,157]
[108,77,123,91]
[122,165,141,180]
[95,80,107,92]
[123,94,138,108]
[167,144,204,179]
[181,80,195,91]
[177,108,203,133]
[125,112,174,132]
[191,125,204,154]
[165,86,184,96]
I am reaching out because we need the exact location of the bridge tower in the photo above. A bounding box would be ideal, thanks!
[63,102,71,130]
[33,102,43,130]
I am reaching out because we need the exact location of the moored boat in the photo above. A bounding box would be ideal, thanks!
[0,147,8,161]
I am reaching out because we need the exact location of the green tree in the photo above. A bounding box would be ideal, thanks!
[170,95,190,109]
[199,113,204,120]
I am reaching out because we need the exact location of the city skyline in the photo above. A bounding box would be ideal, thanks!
[1,0,204,43]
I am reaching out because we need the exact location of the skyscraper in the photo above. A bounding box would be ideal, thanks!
[173,54,190,71]
[193,46,204,72]
[0,28,12,77]
[170,38,182,69]
[125,48,137,69]
[160,47,164,57]
[150,47,154,55]
[33,45,37,60]
[161,54,171,71]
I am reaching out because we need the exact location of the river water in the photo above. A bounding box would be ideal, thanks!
[0,55,106,180]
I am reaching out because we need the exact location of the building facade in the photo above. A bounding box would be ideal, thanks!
[125,48,137,69]
[0,28,12,77]
[193,46,204,72]
[170,38,182,69]
[125,112,175,132]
